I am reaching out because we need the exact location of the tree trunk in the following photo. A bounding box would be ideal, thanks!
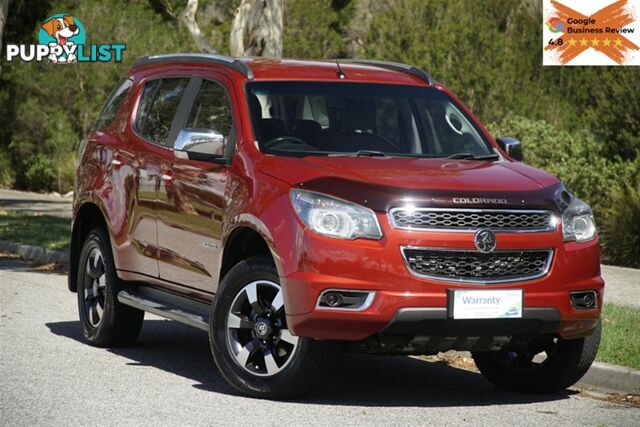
[178,0,218,53]
[230,0,283,57]
[0,0,8,76]
[230,0,253,56]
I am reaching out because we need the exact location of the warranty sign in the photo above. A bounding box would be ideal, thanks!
[543,0,640,65]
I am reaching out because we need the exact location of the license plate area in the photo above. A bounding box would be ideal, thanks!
[450,289,523,319]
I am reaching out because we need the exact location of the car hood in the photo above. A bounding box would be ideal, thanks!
[259,155,562,212]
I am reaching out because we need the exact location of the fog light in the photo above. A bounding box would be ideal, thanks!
[582,293,596,308]
[318,290,375,310]
[324,292,343,307]
[570,291,598,310]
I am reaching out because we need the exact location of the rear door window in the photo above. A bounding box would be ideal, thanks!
[136,77,190,147]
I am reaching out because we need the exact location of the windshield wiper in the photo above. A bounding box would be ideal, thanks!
[446,152,501,161]
[329,150,388,157]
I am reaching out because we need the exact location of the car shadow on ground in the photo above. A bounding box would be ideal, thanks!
[46,319,576,407]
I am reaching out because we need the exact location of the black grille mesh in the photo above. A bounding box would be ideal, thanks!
[392,210,553,231]
[403,249,552,282]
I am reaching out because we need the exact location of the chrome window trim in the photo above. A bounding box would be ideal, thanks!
[315,289,376,311]
[389,207,558,233]
[400,246,555,285]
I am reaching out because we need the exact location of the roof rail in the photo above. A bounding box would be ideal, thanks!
[132,53,254,79]
[337,59,436,86]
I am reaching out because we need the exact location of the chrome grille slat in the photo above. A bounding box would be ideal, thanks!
[402,248,553,284]
[390,208,555,232]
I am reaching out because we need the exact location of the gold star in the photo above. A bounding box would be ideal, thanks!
[603,38,611,46]
[568,38,577,47]
[614,38,623,46]
[591,38,600,46]
[580,38,589,46]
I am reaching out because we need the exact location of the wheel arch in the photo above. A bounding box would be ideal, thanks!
[219,226,278,283]
[68,202,109,292]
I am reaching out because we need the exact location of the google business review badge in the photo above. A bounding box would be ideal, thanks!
[543,0,640,66]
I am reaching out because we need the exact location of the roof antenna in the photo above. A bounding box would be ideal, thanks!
[335,58,346,79]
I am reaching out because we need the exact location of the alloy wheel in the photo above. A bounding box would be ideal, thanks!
[83,247,107,327]
[225,280,299,377]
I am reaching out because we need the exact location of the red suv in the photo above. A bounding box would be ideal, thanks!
[70,54,603,399]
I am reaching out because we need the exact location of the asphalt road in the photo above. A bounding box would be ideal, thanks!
[1,256,638,426]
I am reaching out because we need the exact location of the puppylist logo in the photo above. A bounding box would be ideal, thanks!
[5,13,126,64]
[543,0,640,65]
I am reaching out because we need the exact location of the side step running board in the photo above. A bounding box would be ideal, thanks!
[118,286,211,332]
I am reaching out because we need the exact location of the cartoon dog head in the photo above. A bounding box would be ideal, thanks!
[41,16,79,45]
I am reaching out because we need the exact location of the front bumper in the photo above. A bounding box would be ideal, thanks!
[282,221,603,342]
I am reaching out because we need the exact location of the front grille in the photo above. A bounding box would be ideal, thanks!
[402,248,553,284]
[390,208,555,232]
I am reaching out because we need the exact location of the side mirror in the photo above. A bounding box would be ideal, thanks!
[174,128,225,162]
[496,137,523,162]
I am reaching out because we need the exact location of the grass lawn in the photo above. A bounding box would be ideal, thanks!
[0,210,70,251]
[597,303,640,370]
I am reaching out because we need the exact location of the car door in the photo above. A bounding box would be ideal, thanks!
[125,76,191,279]
[156,75,235,294]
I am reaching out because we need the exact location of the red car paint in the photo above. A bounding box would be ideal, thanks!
[70,57,602,344]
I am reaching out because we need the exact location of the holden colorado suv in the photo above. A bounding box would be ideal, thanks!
[70,54,603,399]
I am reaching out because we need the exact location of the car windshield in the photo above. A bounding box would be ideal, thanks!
[246,82,494,158]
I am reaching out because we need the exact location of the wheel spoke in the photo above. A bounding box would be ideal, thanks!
[97,275,106,290]
[94,253,104,275]
[227,312,254,329]
[84,286,95,301]
[236,339,261,368]
[245,282,264,315]
[279,329,299,346]
[87,253,104,279]
[95,300,104,319]
[88,302,100,325]
[264,349,280,375]
[271,289,284,312]
[86,258,98,279]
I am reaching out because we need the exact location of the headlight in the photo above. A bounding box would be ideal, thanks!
[562,197,597,242]
[290,189,382,240]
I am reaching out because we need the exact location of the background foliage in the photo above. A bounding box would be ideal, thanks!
[1,0,638,265]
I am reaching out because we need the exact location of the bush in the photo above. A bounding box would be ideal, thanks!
[601,165,640,268]
[486,116,631,217]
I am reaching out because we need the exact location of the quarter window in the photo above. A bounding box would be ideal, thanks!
[136,78,190,147]
[93,78,132,130]
[187,80,233,137]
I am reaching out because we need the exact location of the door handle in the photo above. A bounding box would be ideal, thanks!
[161,171,174,185]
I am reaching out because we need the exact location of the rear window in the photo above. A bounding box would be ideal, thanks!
[135,77,190,147]
[93,78,132,131]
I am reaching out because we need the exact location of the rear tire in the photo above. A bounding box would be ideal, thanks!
[76,228,144,347]
[472,321,601,393]
[209,257,338,399]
